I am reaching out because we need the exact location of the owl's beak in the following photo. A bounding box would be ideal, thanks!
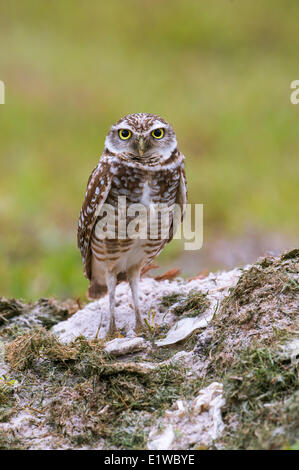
[137,137,145,157]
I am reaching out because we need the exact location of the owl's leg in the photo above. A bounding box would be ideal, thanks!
[127,266,143,331]
[106,270,117,335]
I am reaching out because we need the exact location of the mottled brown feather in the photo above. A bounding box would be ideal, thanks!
[77,158,112,279]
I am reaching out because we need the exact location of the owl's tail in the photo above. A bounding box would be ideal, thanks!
[87,282,107,300]
[87,272,128,300]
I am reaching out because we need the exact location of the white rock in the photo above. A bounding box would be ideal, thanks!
[147,425,175,450]
[147,382,225,450]
[155,312,214,347]
[193,382,226,440]
[277,338,299,362]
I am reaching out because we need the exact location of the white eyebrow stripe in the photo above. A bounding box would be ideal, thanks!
[111,124,135,132]
[148,121,167,132]
[110,119,168,134]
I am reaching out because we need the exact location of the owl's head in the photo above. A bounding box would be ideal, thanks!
[104,113,177,163]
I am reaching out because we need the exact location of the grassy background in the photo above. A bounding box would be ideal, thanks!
[0,0,298,300]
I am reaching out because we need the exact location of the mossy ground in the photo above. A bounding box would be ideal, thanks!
[0,376,16,423]
[220,347,298,449]
[1,327,192,449]
[194,249,299,449]
[160,290,210,318]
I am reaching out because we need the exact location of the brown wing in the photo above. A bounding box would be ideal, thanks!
[174,163,188,232]
[77,157,112,279]
[166,160,188,246]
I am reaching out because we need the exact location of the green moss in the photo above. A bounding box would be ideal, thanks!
[285,439,299,450]
[195,253,299,449]
[5,327,78,370]
[281,249,299,261]
[0,376,16,423]
[106,411,152,449]
[0,298,26,326]
[220,346,299,449]
[160,290,210,318]
[0,432,23,450]
[206,252,299,371]
[4,328,188,449]
[42,361,186,448]
[160,293,183,309]
[222,251,299,318]
[2,249,298,449]
[0,377,15,405]
[225,347,298,406]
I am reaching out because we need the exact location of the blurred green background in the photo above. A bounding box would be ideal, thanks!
[0,0,298,301]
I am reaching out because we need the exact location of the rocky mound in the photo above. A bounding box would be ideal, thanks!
[0,249,298,449]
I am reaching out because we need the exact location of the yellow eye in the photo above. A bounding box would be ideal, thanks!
[151,128,164,139]
[119,129,132,140]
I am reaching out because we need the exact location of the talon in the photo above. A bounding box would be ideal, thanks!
[108,321,117,337]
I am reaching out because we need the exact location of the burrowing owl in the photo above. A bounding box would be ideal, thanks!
[77,113,187,334]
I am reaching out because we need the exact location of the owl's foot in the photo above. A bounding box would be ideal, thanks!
[108,318,117,337]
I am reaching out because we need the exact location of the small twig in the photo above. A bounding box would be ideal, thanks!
[141,262,159,276]
[95,313,103,339]
[155,268,181,281]
[27,405,45,415]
